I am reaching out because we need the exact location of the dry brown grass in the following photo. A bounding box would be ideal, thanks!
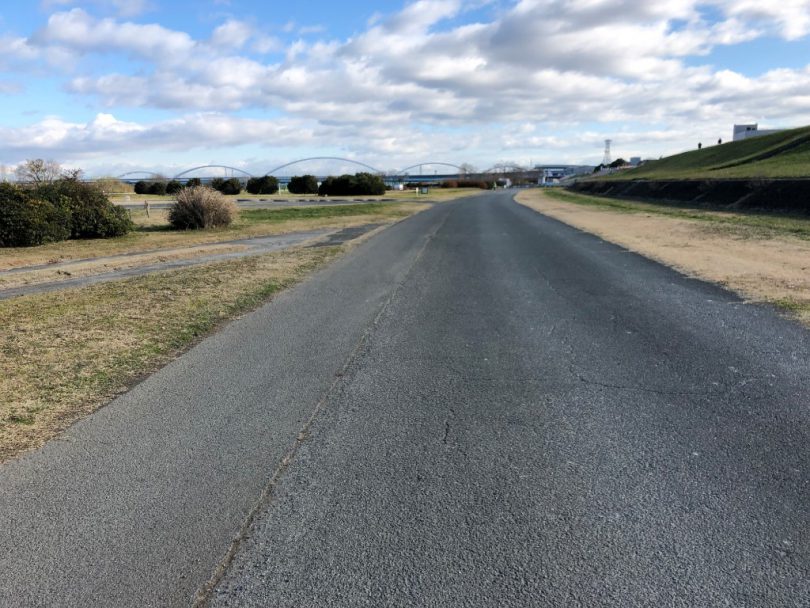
[0,242,250,291]
[516,189,810,325]
[0,203,425,271]
[169,186,238,229]
[108,187,476,205]
[0,202,429,462]
[0,246,341,463]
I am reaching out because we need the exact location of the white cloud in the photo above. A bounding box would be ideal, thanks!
[210,19,254,49]
[31,8,196,63]
[6,1,810,167]
[713,0,810,40]
[40,0,153,18]
[0,112,314,160]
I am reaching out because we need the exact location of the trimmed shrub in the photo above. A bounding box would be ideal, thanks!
[288,175,319,194]
[134,180,150,194]
[185,177,202,188]
[35,179,133,239]
[246,176,279,195]
[148,181,167,195]
[318,173,386,196]
[354,172,386,195]
[166,180,183,194]
[0,183,71,247]
[217,177,242,195]
[245,177,261,194]
[210,177,225,192]
[168,186,237,230]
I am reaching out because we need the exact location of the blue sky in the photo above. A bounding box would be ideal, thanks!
[1,0,809,177]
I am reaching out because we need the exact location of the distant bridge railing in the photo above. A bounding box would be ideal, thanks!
[113,160,538,183]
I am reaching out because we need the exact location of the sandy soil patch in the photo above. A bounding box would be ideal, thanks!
[516,189,810,325]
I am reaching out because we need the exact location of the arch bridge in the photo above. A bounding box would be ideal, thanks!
[113,159,511,184]
[173,165,254,180]
[265,157,384,176]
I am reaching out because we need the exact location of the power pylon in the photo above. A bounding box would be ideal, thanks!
[602,139,612,165]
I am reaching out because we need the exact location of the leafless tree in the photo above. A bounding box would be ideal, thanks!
[14,158,62,185]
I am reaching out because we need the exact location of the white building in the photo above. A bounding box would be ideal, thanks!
[733,123,783,142]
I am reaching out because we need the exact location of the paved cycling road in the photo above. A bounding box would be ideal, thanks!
[1,191,808,606]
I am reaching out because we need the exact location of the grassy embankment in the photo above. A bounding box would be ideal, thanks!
[0,202,429,462]
[544,188,810,239]
[606,126,810,180]
[518,188,810,323]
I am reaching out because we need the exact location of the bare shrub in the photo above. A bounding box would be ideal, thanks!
[168,185,237,230]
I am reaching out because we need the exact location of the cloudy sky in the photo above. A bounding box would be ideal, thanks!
[1,0,809,177]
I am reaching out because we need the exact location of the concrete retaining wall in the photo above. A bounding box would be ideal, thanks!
[569,179,810,213]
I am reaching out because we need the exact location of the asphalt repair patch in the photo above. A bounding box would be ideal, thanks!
[307,223,385,247]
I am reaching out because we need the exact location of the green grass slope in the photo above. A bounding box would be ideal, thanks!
[609,126,810,179]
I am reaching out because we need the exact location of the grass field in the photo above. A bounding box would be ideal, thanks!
[0,203,425,270]
[0,246,341,462]
[108,187,483,205]
[0,198,433,462]
[606,125,810,179]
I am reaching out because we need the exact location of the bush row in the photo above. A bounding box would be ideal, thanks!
[0,180,133,247]
[134,177,250,196]
[245,176,279,195]
[318,173,386,196]
[134,180,184,195]
[287,175,319,195]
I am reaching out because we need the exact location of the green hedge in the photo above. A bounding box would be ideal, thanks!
[318,173,386,196]
[0,183,70,246]
[0,180,133,247]
[246,176,279,195]
[287,175,319,194]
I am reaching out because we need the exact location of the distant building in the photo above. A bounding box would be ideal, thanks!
[733,123,783,142]
[535,165,592,185]
[629,157,642,166]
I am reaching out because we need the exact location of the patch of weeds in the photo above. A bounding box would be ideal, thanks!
[771,297,810,314]
[7,413,35,425]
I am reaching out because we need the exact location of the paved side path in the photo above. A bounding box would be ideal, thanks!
[210,192,809,606]
[0,224,382,301]
[0,202,458,606]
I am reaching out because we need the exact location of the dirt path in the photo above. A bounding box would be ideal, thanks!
[516,189,810,325]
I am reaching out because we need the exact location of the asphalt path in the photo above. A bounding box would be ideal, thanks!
[1,191,808,606]
[0,224,382,301]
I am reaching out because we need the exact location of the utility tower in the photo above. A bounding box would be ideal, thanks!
[602,139,612,165]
